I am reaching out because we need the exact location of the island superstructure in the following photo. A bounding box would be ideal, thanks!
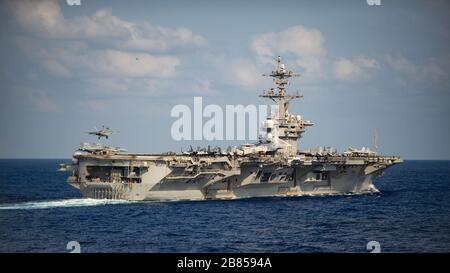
[59,57,402,201]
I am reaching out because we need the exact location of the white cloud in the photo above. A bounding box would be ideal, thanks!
[423,61,448,82]
[82,99,109,112]
[122,26,207,51]
[230,60,263,88]
[91,78,131,94]
[10,0,206,51]
[37,46,180,78]
[89,77,162,97]
[88,50,180,77]
[385,55,417,77]
[251,25,326,79]
[43,59,71,78]
[334,56,380,81]
[385,55,449,83]
[11,1,129,39]
[17,88,60,112]
[192,79,215,95]
[9,0,204,86]
[29,92,59,112]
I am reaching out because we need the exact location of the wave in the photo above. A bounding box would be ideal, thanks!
[0,189,383,210]
[0,198,131,210]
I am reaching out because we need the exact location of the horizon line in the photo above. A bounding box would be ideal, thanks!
[0,157,449,161]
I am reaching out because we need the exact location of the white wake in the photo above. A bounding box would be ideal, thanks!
[0,198,130,210]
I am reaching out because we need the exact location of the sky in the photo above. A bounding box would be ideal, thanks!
[0,0,449,159]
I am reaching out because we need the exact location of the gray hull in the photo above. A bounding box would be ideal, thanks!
[65,154,400,201]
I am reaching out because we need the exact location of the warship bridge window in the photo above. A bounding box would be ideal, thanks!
[315,173,321,181]
[269,173,277,181]
[132,167,141,176]
[314,171,329,181]
[261,172,271,182]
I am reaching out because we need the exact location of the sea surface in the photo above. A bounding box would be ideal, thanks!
[0,159,449,253]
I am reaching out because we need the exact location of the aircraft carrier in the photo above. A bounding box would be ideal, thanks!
[59,57,402,201]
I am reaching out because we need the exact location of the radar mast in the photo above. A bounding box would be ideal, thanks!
[260,56,303,122]
[260,56,313,156]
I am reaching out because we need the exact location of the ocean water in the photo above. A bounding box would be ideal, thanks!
[0,159,449,253]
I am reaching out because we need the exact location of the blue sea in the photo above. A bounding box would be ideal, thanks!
[0,159,449,253]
